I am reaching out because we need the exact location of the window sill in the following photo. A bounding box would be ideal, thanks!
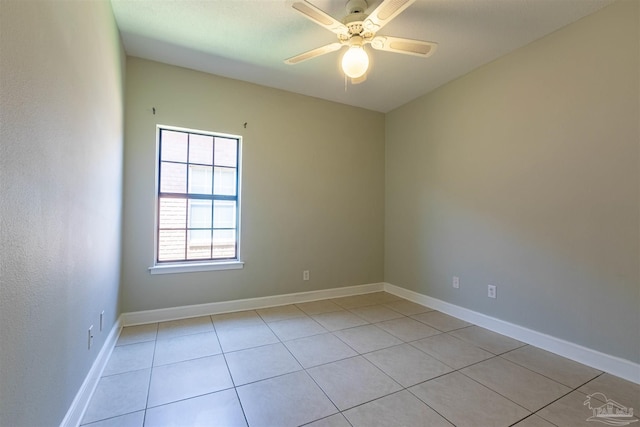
[148,261,244,275]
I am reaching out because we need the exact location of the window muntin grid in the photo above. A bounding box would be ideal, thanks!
[156,128,240,263]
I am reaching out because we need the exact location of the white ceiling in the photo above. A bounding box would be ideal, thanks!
[111,0,615,113]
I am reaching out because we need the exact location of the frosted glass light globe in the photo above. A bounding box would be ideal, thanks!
[341,46,369,79]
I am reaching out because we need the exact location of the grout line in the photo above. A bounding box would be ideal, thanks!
[93,295,613,427]
[456,365,535,413]
[506,412,561,427]
[405,386,458,427]
[78,409,145,427]
[141,322,159,425]
[496,348,601,390]
[212,319,252,427]
[143,387,237,411]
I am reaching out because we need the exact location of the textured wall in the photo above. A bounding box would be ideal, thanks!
[0,1,124,425]
[385,0,639,363]
[121,58,385,312]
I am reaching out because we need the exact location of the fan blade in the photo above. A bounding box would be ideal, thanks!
[285,42,343,65]
[364,0,415,33]
[370,36,437,57]
[292,1,349,36]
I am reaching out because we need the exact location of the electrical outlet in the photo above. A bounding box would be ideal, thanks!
[452,276,460,289]
[88,325,94,350]
[488,285,497,299]
[100,311,104,332]
[303,270,310,281]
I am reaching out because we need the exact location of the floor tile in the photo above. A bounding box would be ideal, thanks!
[267,316,327,341]
[502,345,601,388]
[343,390,453,427]
[411,333,494,369]
[348,305,405,323]
[283,333,358,368]
[460,357,571,411]
[102,341,154,376]
[85,295,634,427]
[80,411,144,427]
[363,292,402,304]
[536,390,609,427]
[153,331,221,366]
[384,300,433,316]
[512,415,557,427]
[330,295,378,309]
[81,369,150,424]
[312,310,369,331]
[144,389,247,427]
[578,373,640,412]
[211,310,265,331]
[156,316,214,340]
[237,371,337,427]
[216,323,279,352]
[333,324,404,354]
[304,413,351,427]
[364,343,453,387]
[147,354,233,407]
[116,323,157,346]
[449,325,525,354]
[307,356,402,411]
[376,317,440,342]
[256,304,306,323]
[295,300,343,315]
[411,311,472,332]
[225,342,302,385]
[410,372,530,427]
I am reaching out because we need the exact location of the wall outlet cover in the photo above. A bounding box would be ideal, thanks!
[488,285,497,299]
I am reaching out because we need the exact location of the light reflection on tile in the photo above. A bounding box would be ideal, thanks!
[82,294,633,427]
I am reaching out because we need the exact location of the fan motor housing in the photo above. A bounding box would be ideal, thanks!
[345,0,368,14]
[343,0,371,38]
[345,19,364,35]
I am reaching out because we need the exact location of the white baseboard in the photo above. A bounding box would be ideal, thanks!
[64,280,637,427]
[60,316,122,427]
[383,283,640,385]
[63,283,383,426]
[121,282,385,326]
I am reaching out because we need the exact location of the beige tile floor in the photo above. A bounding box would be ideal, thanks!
[80,292,639,427]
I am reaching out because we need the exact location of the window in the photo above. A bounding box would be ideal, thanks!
[151,126,242,273]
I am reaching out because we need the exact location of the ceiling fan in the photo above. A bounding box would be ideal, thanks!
[285,0,437,84]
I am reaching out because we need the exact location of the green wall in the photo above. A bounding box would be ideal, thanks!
[121,58,386,312]
[0,1,125,425]
[385,0,639,363]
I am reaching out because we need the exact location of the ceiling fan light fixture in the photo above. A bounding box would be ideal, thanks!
[341,45,369,78]
[287,0,435,81]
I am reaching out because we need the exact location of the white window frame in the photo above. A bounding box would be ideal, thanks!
[149,124,243,275]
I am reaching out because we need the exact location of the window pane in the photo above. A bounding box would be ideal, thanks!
[160,162,187,193]
[159,198,186,229]
[188,200,212,229]
[158,230,186,261]
[213,200,236,229]
[214,137,237,167]
[213,167,236,196]
[188,165,212,194]
[187,230,212,260]
[161,130,188,162]
[213,230,236,258]
[189,134,213,165]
